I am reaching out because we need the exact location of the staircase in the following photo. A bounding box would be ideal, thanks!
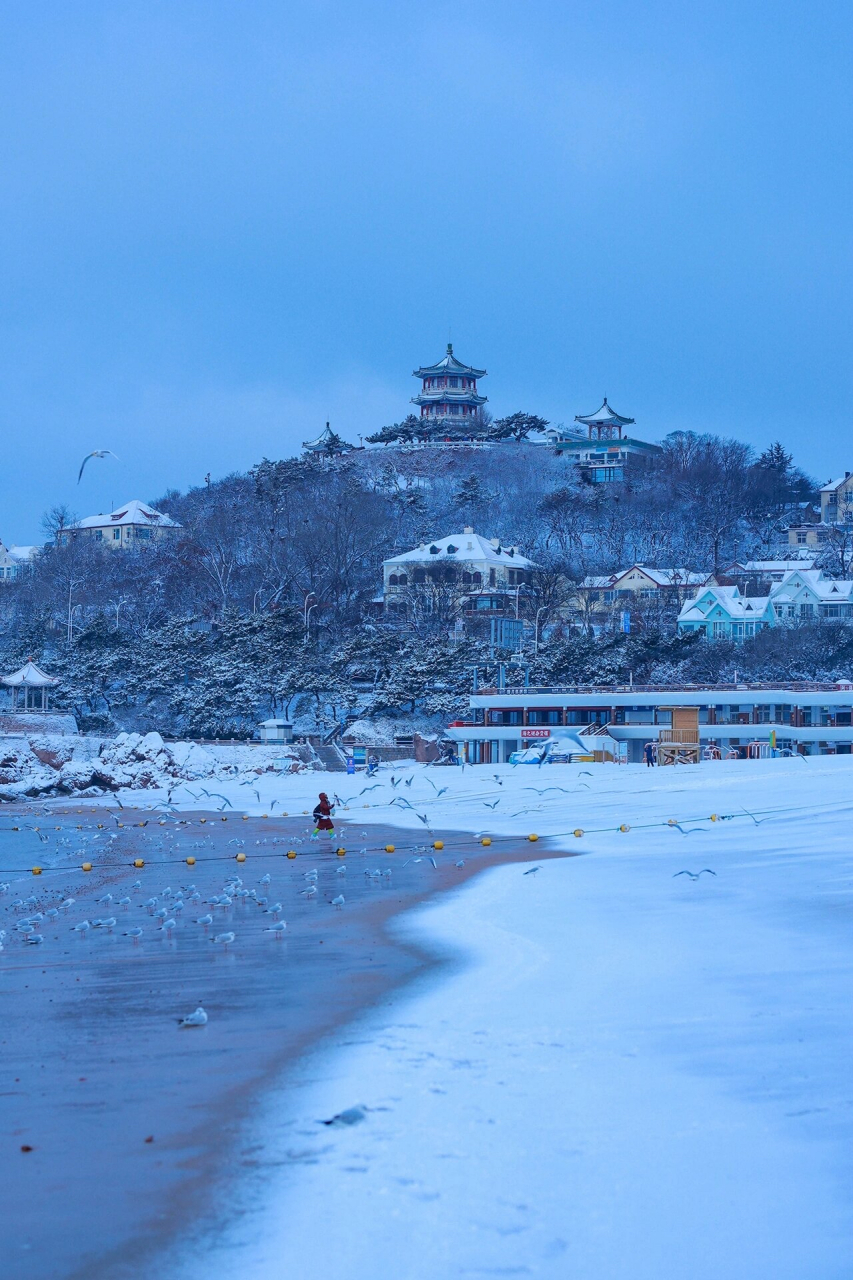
[316,743,349,772]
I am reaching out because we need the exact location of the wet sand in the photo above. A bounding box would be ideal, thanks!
[0,801,569,1280]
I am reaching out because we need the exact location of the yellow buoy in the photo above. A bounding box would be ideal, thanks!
[82,862,92,872]
[667,819,677,826]
[32,866,42,876]
[619,823,630,833]
[282,811,288,817]
[336,847,346,857]
[574,828,584,838]
[385,844,395,853]
[242,815,249,821]
[481,837,492,846]
[200,818,207,824]
[133,859,144,869]
[528,834,539,842]
[186,856,196,866]
[710,813,718,822]
[262,814,268,819]
[116,822,124,828]
[97,823,104,830]
[433,840,444,850]
[236,852,247,863]
[286,850,297,859]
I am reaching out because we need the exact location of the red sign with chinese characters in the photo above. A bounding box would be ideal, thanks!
[520,727,552,739]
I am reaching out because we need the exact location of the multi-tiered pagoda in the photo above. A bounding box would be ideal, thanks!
[411,345,487,427]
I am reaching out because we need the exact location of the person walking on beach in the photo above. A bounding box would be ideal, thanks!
[312,792,334,838]
[643,741,655,768]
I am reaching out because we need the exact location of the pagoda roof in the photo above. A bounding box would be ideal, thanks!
[302,423,354,453]
[2,659,59,687]
[574,397,635,429]
[413,344,486,380]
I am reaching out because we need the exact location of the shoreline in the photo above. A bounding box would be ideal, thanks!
[0,799,567,1280]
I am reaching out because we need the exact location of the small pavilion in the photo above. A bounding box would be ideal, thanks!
[1,659,60,711]
[574,397,635,441]
[302,423,355,456]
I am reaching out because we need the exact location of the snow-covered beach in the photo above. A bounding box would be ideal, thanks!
[159,756,853,1280]
[3,755,853,1278]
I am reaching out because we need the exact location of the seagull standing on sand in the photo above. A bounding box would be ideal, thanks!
[331,895,345,909]
[77,450,118,484]
[264,921,287,937]
[178,1007,208,1028]
[211,932,235,948]
[124,927,143,944]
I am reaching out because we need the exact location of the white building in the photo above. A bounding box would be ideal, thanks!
[0,541,39,582]
[59,500,182,549]
[382,528,535,618]
[445,680,853,763]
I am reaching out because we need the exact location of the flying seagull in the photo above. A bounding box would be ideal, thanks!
[77,450,118,484]
[673,869,717,880]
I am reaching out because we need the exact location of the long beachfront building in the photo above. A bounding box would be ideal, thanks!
[445,682,853,763]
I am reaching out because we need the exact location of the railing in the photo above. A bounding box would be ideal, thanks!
[658,728,700,744]
[479,681,853,696]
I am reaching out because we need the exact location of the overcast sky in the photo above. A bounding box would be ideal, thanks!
[0,0,850,542]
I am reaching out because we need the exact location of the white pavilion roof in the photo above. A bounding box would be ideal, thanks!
[2,660,59,687]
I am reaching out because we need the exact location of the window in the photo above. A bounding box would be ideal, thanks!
[113,529,121,540]
[398,573,407,586]
[472,572,482,585]
[389,574,398,586]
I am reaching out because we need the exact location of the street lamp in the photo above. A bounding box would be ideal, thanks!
[533,606,548,656]
[303,592,317,629]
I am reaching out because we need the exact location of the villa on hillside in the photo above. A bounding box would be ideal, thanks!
[380,528,535,620]
[678,567,853,639]
[0,540,39,581]
[58,500,182,549]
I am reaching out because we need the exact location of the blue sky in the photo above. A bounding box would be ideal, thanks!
[0,0,850,541]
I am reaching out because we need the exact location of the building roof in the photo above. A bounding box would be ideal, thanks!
[582,566,708,589]
[71,500,181,530]
[820,475,853,493]
[413,344,487,380]
[731,559,818,573]
[384,529,534,570]
[8,545,39,562]
[1,659,59,687]
[574,397,635,429]
[302,423,354,453]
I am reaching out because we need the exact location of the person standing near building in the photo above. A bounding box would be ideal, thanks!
[643,741,655,767]
[312,792,335,837]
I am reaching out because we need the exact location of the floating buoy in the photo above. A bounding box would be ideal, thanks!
[433,840,444,850]
[262,814,268,819]
[133,859,144,869]
[282,811,288,817]
[481,837,492,846]
[573,829,584,838]
[336,847,346,857]
[710,814,718,822]
[242,815,249,821]
[200,818,207,824]
[619,823,630,833]
[667,819,677,826]
[528,834,539,842]
[82,862,92,872]
[12,826,19,831]
[286,850,297,859]
[116,822,124,828]
[221,816,227,822]
[235,852,246,863]
[186,856,196,866]
[385,844,395,853]
[97,823,104,830]
[32,866,42,876]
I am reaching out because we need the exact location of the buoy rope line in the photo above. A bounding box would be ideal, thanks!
[0,799,832,875]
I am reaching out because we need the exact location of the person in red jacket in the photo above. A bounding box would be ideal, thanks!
[312,792,334,837]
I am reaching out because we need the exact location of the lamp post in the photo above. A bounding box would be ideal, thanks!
[533,606,548,656]
[303,592,317,630]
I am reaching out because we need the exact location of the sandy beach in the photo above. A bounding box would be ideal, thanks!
[0,798,566,1280]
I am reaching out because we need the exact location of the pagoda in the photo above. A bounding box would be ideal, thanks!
[411,344,487,427]
[302,422,355,456]
[574,397,635,441]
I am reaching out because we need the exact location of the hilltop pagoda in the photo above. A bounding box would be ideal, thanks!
[574,397,635,441]
[302,422,355,456]
[411,345,487,427]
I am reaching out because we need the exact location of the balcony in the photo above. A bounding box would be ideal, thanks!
[657,728,700,744]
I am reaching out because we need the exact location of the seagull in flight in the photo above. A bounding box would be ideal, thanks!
[77,449,118,484]
[673,869,716,880]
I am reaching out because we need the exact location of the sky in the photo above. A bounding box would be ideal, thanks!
[0,0,851,542]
